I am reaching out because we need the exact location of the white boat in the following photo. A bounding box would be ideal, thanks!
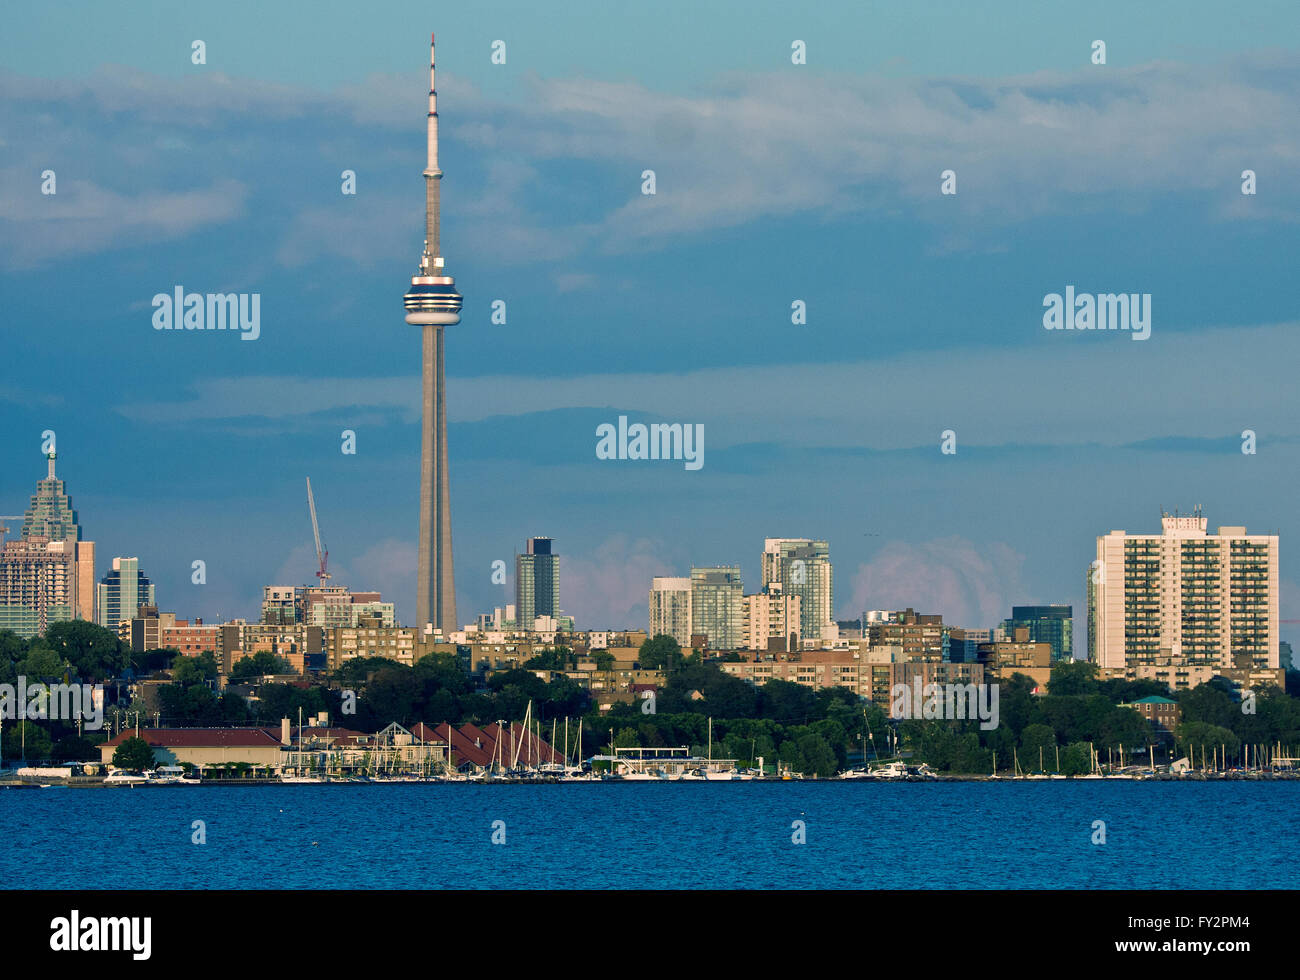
[104,770,150,786]
[839,767,873,780]
[151,766,201,785]
[871,761,909,779]
[279,773,325,784]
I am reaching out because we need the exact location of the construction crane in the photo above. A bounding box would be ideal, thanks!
[305,478,330,584]
[0,516,23,545]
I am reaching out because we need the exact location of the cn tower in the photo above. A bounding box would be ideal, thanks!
[404,32,463,634]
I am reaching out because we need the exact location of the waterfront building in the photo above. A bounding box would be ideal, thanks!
[0,453,95,635]
[741,584,802,652]
[261,586,300,625]
[1088,509,1278,671]
[977,627,1052,687]
[326,617,419,669]
[516,537,559,631]
[96,557,155,630]
[1117,695,1181,741]
[761,538,833,642]
[945,627,991,663]
[999,605,1073,660]
[690,566,744,650]
[648,576,692,646]
[867,609,944,661]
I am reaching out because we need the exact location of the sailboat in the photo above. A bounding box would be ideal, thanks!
[560,717,597,781]
[1050,744,1066,779]
[1024,745,1049,779]
[1077,743,1104,778]
[703,718,739,780]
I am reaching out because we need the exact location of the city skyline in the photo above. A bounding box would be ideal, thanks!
[3,2,1299,640]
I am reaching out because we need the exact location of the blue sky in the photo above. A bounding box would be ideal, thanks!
[3,1,1299,642]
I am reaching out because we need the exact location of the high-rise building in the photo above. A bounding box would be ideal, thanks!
[761,539,833,641]
[999,605,1073,661]
[867,609,945,661]
[516,537,559,631]
[261,586,301,625]
[690,566,744,650]
[0,453,95,636]
[404,32,464,635]
[1088,510,1278,671]
[649,576,692,646]
[96,557,156,630]
[742,585,802,652]
[0,538,78,638]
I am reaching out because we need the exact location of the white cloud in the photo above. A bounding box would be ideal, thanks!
[844,537,1030,628]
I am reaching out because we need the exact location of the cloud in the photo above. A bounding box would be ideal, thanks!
[4,54,1299,270]
[113,320,1300,455]
[844,537,1031,628]
[0,175,247,268]
[556,535,677,630]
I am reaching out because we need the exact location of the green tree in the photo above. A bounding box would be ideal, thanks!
[173,651,220,686]
[795,733,838,777]
[3,721,53,761]
[112,736,155,771]
[16,644,65,682]
[52,734,98,762]
[44,620,126,681]
[1047,661,1099,697]
[758,679,816,724]
[638,634,683,672]
[1019,723,1057,771]
[229,651,290,682]
[1059,741,1093,776]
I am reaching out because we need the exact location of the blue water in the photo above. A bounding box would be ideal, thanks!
[2,782,1294,889]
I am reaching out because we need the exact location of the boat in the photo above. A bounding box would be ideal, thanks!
[104,770,150,786]
[151,766,201,785]
[872,761,909,779]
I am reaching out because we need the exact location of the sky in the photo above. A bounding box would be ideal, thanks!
[2,1,1299,644]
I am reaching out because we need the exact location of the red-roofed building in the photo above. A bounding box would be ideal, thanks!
[100,727,284,767]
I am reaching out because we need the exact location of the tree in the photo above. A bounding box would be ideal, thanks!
[52,734,98,762]
[1059,741,1093,776]
[1019,723,1057,770]
[16,644,65,682]
[173,651,220,686]
[44,620,126,681]
[638,635,683,672]
[758,680,815,724]
[112,736,155,771]
[796,733,838,777]
[1048,661,1099,697]
[229,651,289,682]
[3,721,53,761]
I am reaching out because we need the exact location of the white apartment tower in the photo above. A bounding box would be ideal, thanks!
[1087,510,1278,671]
[761,538,833,642]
